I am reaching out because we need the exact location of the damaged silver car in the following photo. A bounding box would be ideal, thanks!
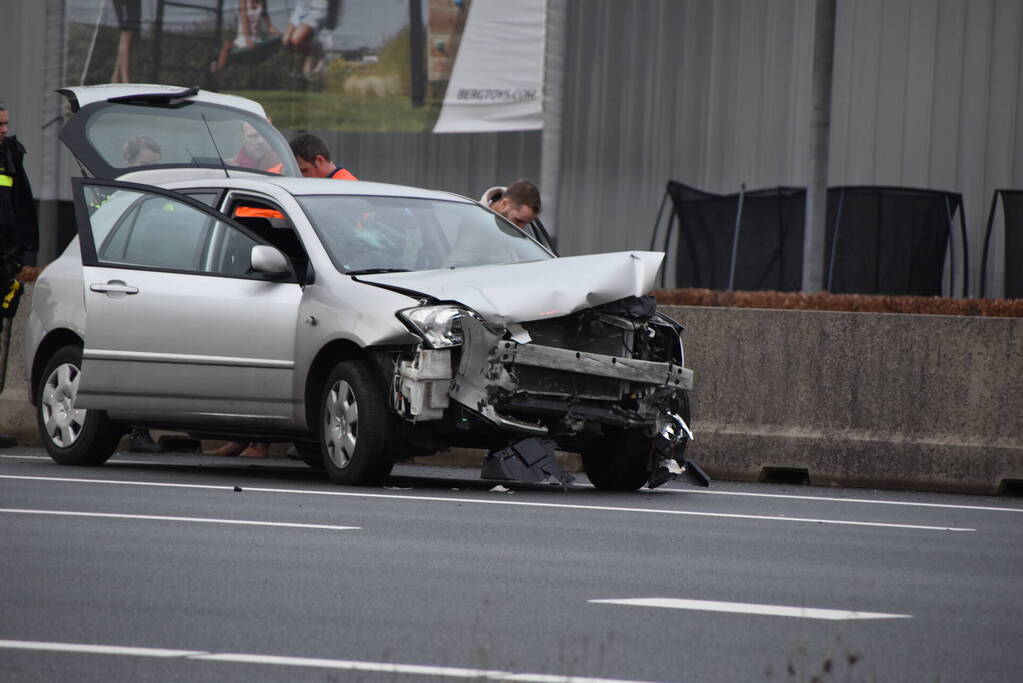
[26,85,704,490]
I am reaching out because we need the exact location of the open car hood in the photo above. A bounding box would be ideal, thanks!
[356,251,664,325]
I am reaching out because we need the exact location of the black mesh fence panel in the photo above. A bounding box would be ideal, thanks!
[659,183,964,296]
[824,187,961,297]
[666,182,805,291]
[1002,192,1023,298]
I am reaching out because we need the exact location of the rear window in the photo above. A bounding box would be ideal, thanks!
[69,101,299,178]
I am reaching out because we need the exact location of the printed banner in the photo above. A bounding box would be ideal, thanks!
[432,0,545,133]
[63,0,542,133]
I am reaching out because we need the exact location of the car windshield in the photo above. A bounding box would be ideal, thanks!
[298,195,553,273]
[78,101,299,177]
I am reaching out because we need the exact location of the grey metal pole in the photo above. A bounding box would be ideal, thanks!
[540,0,566,242]
[801,0,836,292]
[728,183,746,290]
[409,0,426,108]
[39,0,67,266]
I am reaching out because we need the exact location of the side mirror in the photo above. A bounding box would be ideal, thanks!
[250,245,290,276]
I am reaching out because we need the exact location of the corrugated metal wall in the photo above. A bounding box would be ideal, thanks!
[829,0,1023,296]
[282,129,541,200]
[556,0,815,261]
[0,1,50,193]
[5,0,1021,295]
[556,0,1022,295]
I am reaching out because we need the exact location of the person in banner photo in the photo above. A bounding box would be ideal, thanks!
[210,0,281,75]
[111,0,141,83]
[283,0,340,84]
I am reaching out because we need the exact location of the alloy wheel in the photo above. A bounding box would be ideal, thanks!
[324,379,359,469]
[41,363,87,448]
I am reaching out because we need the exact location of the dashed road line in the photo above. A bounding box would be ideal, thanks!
[590,598,911,621]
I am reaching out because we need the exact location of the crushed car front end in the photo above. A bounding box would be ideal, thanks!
[385,288,703,491]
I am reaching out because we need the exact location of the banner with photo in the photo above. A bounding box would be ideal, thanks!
[63,0,544,133]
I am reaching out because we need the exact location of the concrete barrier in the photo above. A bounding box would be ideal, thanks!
[4,290,1021,494]
[662,305,1023,495]
[0,284,36,444]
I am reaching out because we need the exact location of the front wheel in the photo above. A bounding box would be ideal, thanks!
[582,392,692,491]
[320,360,394,485]
[581,428,653,491]
[37,345,123,466]
[294,441,325,471]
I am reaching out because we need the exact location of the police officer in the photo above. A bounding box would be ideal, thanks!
[1,102,40,448]
[0,103,39,284]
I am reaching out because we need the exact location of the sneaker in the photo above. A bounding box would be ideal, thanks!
[128,428,162,453]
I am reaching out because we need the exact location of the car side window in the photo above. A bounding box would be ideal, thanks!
[181,190,223,208]
[80,183,262,278]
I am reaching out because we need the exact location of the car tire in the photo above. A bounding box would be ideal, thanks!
[582,391,692,491]
[294,441,325,471]
[37,345,123,466]
[320,360,394,486]
[581,428,653,491]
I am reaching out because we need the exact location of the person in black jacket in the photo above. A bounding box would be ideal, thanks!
[0,103,39,282]
[1,102,40,448]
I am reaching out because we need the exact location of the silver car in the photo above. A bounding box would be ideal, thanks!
[26,85,701,490]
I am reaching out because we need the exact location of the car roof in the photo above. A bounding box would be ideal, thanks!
[158,175,476,203]
[58,84,267,117]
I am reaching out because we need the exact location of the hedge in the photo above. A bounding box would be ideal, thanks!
[652,289,1023,318]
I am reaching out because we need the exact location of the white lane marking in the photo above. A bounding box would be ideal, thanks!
[0,640,203,657]
[0,639,659,683]
[590,598,911,621]
[0,508,359,531]
[0,454,155,465]
[661,486,1023,513]
[0,474,973,531]
[6,454,1020,514]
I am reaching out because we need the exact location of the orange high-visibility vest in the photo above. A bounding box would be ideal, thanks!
[329,166,357,181]
[234,206,286,220]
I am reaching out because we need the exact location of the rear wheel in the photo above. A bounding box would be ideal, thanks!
[37,345,123,466]
[320,360,394,485]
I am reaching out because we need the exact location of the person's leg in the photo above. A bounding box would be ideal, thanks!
[211,39,234,73]
[290,23,314,55]
[204,441,246,457]
[302,35,323,76]
[282,24,297,49]
[239,442,270,458]
[111,30,134,82]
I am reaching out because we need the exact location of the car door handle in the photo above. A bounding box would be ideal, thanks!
[90,282,139,295]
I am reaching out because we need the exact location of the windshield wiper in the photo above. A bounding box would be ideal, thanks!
[346,268,411,275]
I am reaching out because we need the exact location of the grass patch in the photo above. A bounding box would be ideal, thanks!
[228,89,442,132]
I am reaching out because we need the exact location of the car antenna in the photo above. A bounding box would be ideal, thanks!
[200,113,230,178]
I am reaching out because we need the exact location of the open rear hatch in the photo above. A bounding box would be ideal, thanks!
[58,84,299,179]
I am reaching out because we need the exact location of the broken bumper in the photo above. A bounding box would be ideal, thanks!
[450,316,693,435]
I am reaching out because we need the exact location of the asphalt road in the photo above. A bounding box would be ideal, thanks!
[1,447,1021,682]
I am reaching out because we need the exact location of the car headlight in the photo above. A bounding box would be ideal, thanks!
[399,306,471,348]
